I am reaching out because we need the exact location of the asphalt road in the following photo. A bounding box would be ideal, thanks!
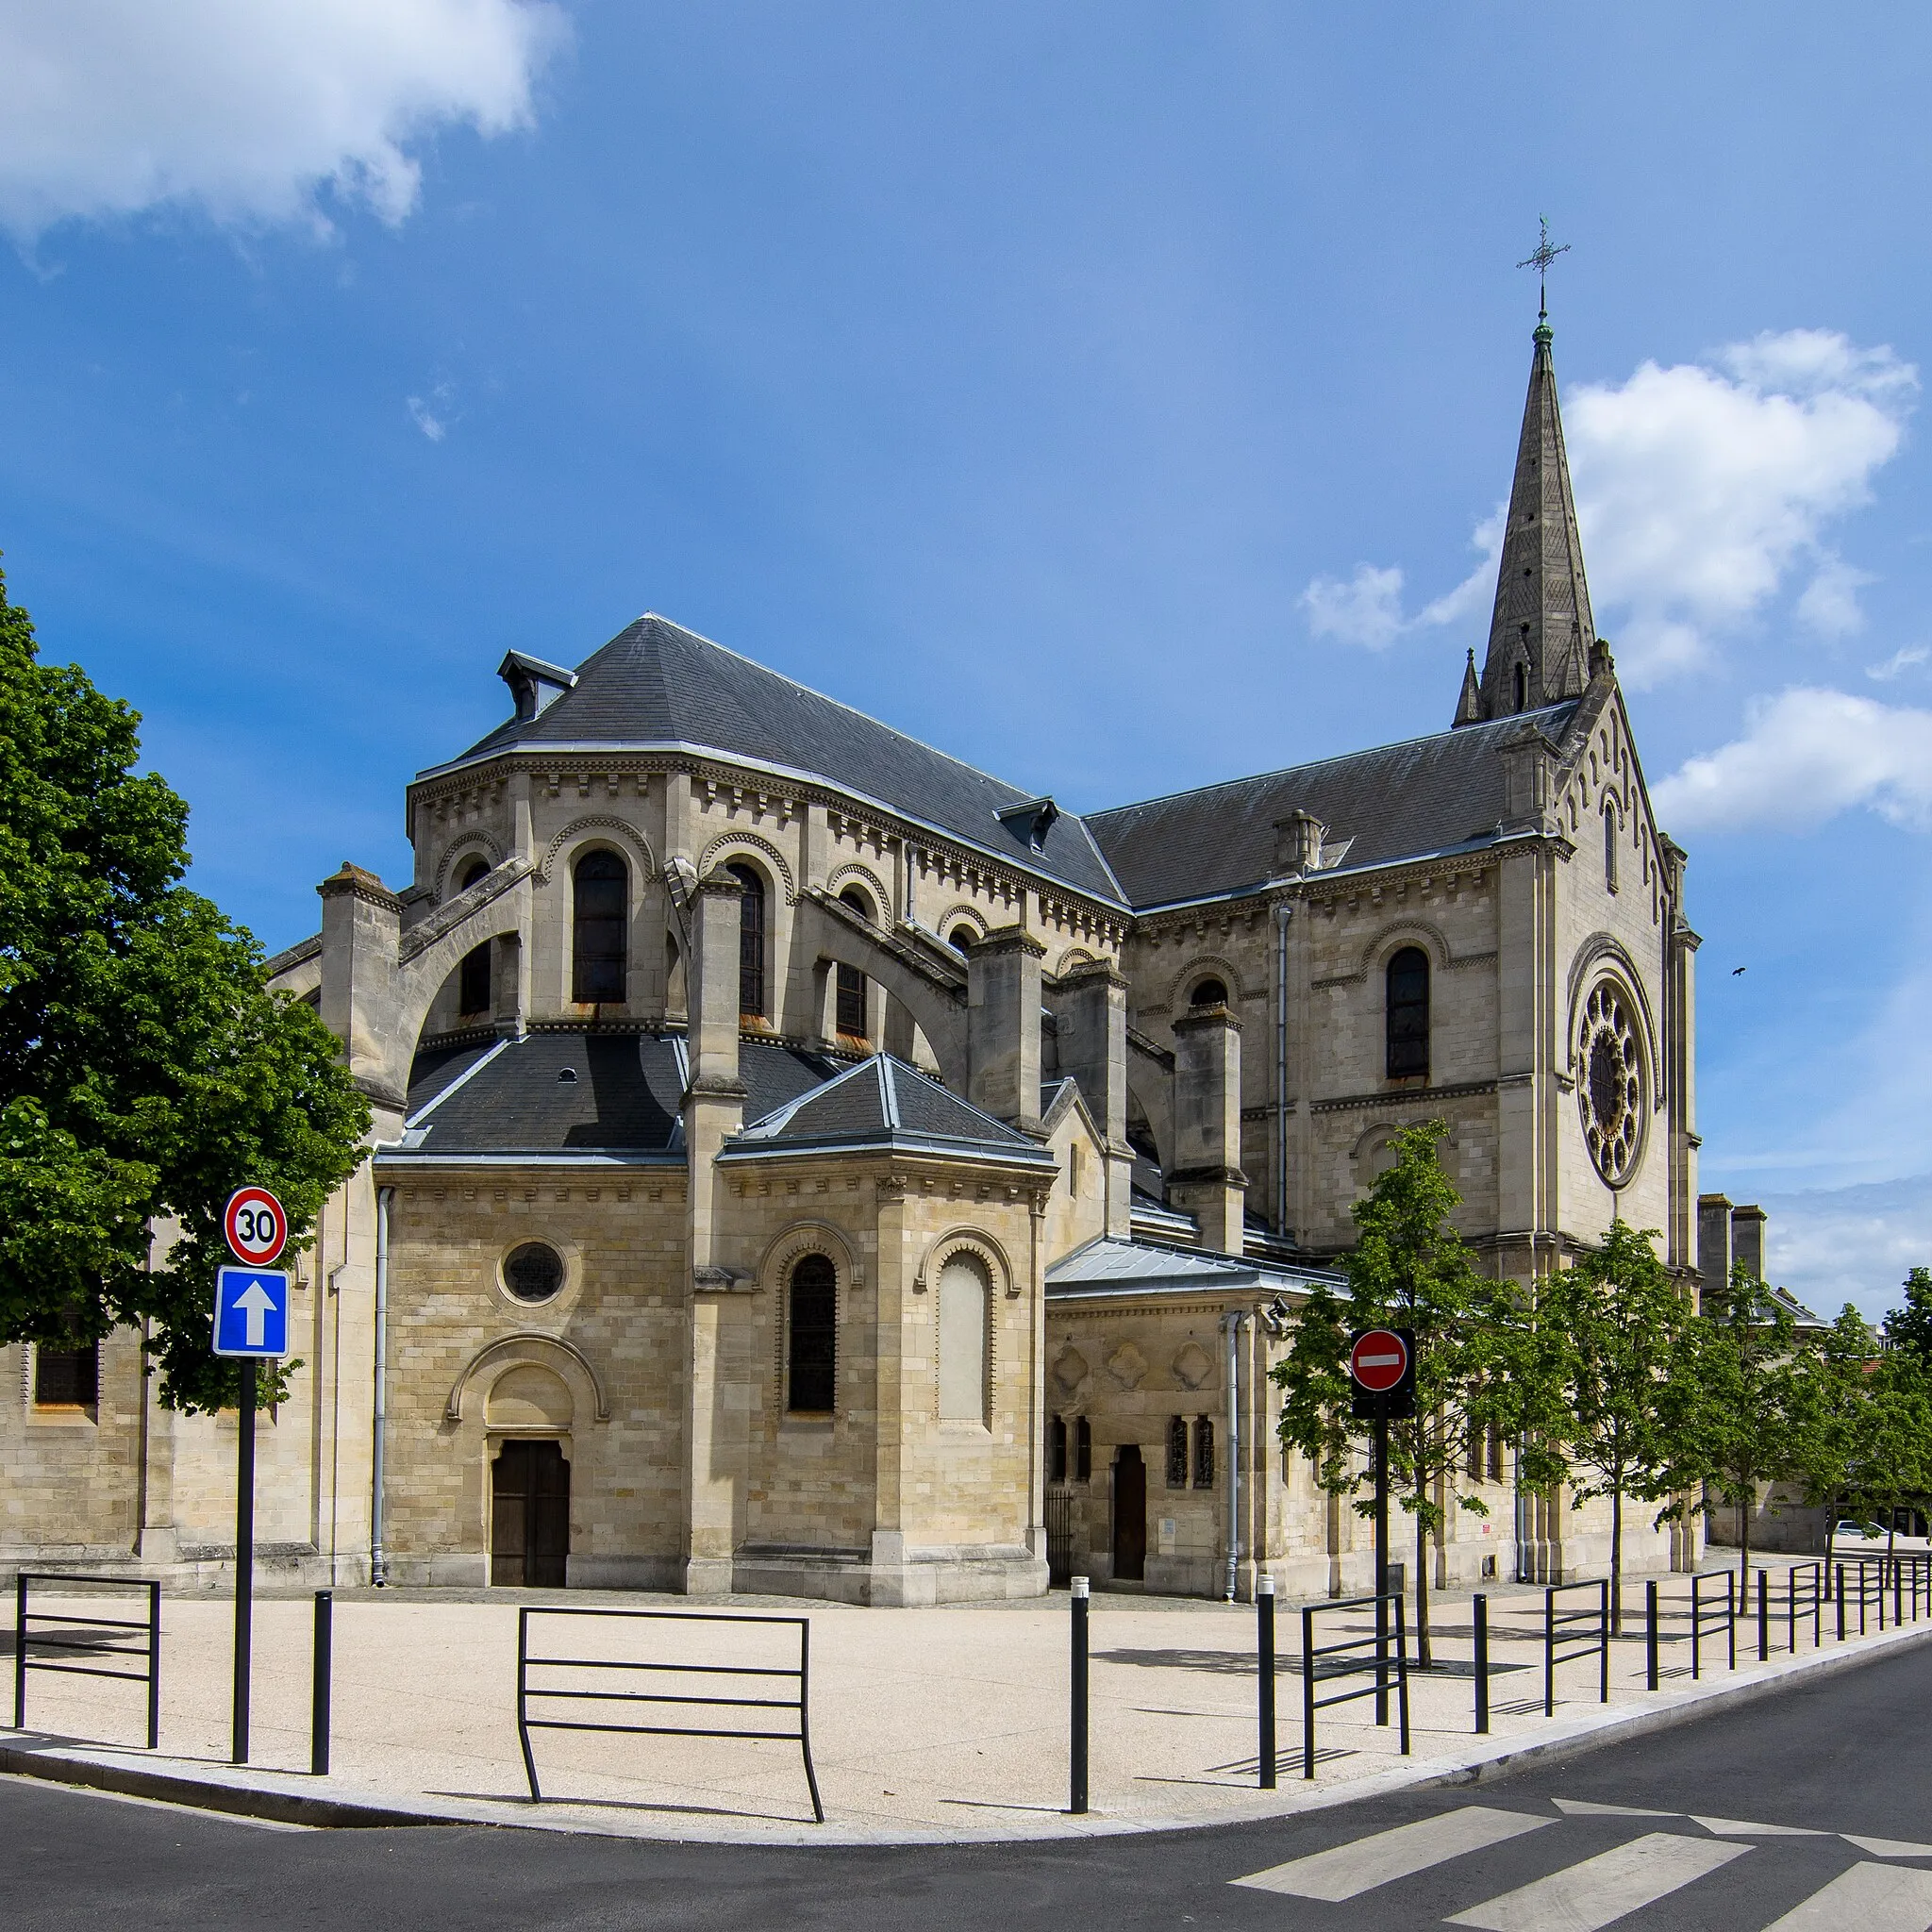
[8,1637,1932,1931]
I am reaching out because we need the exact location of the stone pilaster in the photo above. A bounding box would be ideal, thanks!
[967,925,1046,1133]
[1054,960,1132,1236]
[1167,1003,1247,1255]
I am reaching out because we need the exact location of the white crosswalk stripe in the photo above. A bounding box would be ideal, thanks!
[1442,1830,1749,1931]
[1847,1836,1932,1859]
[1229,1806,1554,1902]
[1758,1859,1932,1929]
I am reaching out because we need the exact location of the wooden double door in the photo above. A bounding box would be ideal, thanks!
[1112,1444,1147,1581]
[491,1439,571,1588]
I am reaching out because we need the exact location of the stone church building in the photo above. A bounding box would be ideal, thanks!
[4,320,1707,1603]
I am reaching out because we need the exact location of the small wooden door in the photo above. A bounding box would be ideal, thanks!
[491,1440,571,1587]
[1112,1444,1147,1582]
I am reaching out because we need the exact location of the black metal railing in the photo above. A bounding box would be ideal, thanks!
[1300,1593,1408,1779]
[11,1573,160,1750]
[1690,1568,1736,1677]
[515,1606,823,1822]
[1543,1578,1608,1714]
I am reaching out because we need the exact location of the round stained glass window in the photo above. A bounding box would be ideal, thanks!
[503,1241,564,1305]
[1576,982,1645,1186]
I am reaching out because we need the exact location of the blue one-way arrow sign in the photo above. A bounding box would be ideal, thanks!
[213,1266,291,1358]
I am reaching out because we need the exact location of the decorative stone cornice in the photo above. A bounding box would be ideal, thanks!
[318,862,402,911]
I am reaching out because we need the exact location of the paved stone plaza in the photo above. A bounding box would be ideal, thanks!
[8,1561,1925,1844]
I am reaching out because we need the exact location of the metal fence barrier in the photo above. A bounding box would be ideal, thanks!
[1543,1578,1609,1715]
[515,1607,823,1822]
[1300,1592,1408,1780]
[1690,1568,1736,1677]
[1784,1561,1824,1655]
[11,1573,160,1750]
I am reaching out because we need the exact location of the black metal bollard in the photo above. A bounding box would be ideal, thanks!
[311,1591,333,1776]
[11,1573,24,1731]
[1257,1576,1276,1789]
[1757,1569,1769,1662]
[1474,1592,1490,1734]
[1646,1580,1659,1691]
[1837,1562,1846,1641]
[1070,1576,1090,1816]
[1896,1557,1905,1628]
[145,1578,161,1752]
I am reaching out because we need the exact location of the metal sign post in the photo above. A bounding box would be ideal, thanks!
[1348,1328,1414,1728]
[214,1188,291,1768]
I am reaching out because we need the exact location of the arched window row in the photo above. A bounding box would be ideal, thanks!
[1166,1415,1215,1489]
[1385,945,1429,1080]
[1048,1414,1092,1485]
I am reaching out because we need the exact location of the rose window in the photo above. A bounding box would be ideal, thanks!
[1576,982,1644,1185]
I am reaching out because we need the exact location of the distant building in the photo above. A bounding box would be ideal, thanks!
[4,318,1707,1599]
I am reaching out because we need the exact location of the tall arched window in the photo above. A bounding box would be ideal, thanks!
[1190,976,1228,1008]
[728,862,766,1018]
[1513,661,1530,711]
[1604,806,1620,894]
[1048,1414,1068,1484]
[937,1252,990,1423]
[572,850,628,1004]
[836,887,872,1039]
[1386,946,1430,1079]
[1192,1417,1216,1490]
[1166,1415,1189,1489]
[786,1254,837,1413]
[457,858,491,1017]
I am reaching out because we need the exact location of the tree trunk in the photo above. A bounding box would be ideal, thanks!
[1610,1487,1624,1638]
[1415,1507,1432,1669]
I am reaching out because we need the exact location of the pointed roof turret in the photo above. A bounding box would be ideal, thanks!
[1452,647,1483,727]
[1470,320,1595,722]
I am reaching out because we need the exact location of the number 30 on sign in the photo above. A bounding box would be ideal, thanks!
[224,1187,288,1265]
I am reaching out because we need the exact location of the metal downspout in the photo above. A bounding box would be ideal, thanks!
[372,1185,393,1587]
[1224,1310,1246,1602]
[1274,903,1291,1235]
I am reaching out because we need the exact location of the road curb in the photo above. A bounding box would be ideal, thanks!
[6,1614,1932,1844]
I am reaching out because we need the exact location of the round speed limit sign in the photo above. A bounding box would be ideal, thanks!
[224,1187,288,1265]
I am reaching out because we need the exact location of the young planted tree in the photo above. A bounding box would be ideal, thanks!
[1272,1119,1522,1666]
[1660,1261,1808,1602]
[1521,1221,1692,1634]
[0,564,370,1411]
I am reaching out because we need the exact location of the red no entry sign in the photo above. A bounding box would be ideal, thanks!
[1349,1328,1409,1393]
[224,1187,288,1265]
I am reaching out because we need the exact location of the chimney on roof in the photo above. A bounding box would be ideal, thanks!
[1273,809,1326,876]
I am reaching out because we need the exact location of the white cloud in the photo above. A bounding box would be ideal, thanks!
[1300,563,1405,651]
[1762,1174,1932,1324]
[407,381,457,441]
[1653,686,1932,833]
[1567,330,1915,683]
[1302,506,1504,650]
[1795,553,1875,637]
[1867,644,1928,682]
[0,0,567,240]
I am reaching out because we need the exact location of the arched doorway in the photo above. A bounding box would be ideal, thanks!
[1112,1443,1146,1582]
[491,1440,571,1587]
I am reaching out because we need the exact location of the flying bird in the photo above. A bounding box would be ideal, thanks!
[1732,967,1747,975]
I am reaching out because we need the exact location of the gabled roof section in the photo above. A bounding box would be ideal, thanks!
[729,1054,1052,1163]
[1085,703,1578,909]
[1046,1235,1341,1300]
[426,615,1124,905]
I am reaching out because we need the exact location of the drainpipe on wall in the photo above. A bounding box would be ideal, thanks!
[372,1185,393,1587]
[1274,903,1291,1238]
[1224,1309,1247,1602]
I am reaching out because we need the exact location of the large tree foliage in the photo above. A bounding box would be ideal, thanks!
[1514,1221,1692,1634]
[1272,1120,1520,1665]
[0,564,369,1411]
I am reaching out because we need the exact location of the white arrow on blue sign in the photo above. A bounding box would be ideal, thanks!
[213,1266,291,1358]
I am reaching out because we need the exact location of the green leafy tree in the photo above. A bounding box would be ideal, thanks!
[1518,1221,1693,1634]
[1886,1268,1932,1371]
[1660,1261,1809,1599]
[0,563,369,1411]
[1272,1120,1522,1666]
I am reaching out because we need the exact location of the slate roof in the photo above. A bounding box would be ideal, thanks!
[1045,1235,1341,1299]
[1084,704,1578,909]
[425,614,1125,905]
[389,1029,841,1158]
[727,1054,1053,1164]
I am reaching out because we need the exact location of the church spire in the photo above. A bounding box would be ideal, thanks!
[1470,314,1595,722]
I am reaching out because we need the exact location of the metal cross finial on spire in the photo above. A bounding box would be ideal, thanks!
[1516,215,1570,321]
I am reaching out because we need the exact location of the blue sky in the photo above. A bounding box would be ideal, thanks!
[4,3,1929,1315]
